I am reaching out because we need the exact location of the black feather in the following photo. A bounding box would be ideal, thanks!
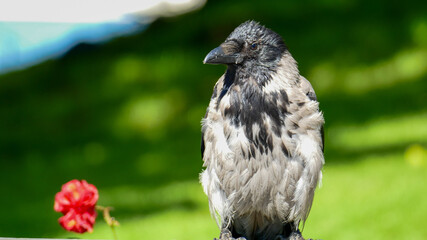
[201,135,205,159]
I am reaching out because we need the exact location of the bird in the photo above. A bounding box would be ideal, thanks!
[200,21,325,240]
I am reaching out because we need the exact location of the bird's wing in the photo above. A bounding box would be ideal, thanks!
[201,135,205,159]
[299,76,317,101]
[299,75,324,152]
[201,78,223,160]
[201,110,208,159]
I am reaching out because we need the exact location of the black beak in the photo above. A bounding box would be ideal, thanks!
[203,46,238,65]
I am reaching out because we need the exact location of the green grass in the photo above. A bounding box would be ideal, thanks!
[56,151,427,240]
[55,107,427,239]
[305,153,427,239]
[57,181,219,240]
[0,0,426,239]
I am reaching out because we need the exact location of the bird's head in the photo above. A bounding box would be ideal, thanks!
[203,21,287,71]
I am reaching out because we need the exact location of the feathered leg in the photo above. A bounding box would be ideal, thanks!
[275,230,307,240]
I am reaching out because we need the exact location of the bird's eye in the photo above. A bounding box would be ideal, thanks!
[250,43,258,50]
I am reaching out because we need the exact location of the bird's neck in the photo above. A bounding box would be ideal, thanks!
[224,65,237,89]
[216,66,237,101]
[223,52,299,94]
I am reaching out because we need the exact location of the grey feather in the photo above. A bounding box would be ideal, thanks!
[201,21,324,240]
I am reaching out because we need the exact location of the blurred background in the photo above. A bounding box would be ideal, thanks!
[0,0,426,239]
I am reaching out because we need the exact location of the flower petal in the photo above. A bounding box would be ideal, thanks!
[54,179,99,233]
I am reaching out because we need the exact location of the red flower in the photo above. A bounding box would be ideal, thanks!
[54,180,98,233]
[58,208,97,233]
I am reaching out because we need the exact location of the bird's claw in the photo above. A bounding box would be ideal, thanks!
[275,231,307,240]
[214,229,246,240]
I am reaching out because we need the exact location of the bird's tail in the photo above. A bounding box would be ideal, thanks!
[231,214,297,240]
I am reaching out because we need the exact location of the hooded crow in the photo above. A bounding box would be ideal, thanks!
[200,21,324,240]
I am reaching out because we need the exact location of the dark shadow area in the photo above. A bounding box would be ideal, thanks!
[326,142,418,165]
[320,75,427,126]
[0,0,426,237]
